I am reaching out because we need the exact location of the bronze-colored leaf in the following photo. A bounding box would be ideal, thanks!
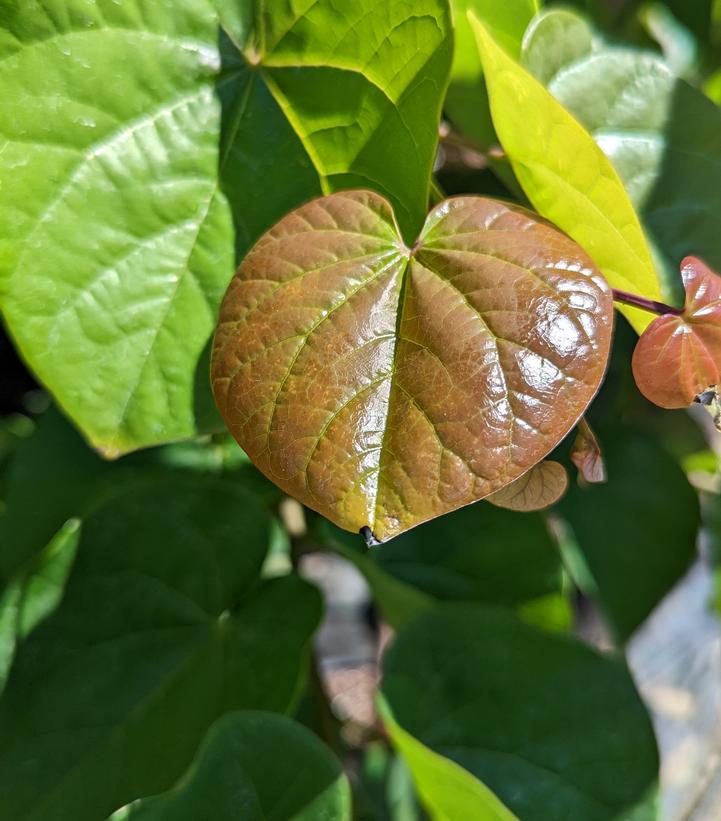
[212,191,613,540]
[486,461,569,511]
[570,417,606,484]
[632,257,721,409]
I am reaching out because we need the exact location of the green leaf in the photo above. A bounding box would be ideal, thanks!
[0,406,280,580]
[520,9,594,87]
[0,477,321,821]
[639,2,698,78]
[469,13,663,332]
[318,502,570,631]
[444,0,536,197]
[381,605,660,821]
[119,711,350,820]
[0,0,451,455]
[446,0,538,147]
[212,190,614,540]
[521,9,721,302]
[557,428,699,643]
[378,696,518,821]
[0,519,79,691]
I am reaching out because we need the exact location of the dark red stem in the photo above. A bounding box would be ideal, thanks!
[611,289,683,316]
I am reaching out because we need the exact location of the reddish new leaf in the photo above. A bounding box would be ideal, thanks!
[212,191,613,540]
[570,417,606,484]
[632,257,721,409]
[486,460,569,511]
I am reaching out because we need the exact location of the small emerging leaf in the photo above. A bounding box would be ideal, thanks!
[212,190,613,540]
[570,417,606,483]
[632,257,721,409]
[486,461,568,510]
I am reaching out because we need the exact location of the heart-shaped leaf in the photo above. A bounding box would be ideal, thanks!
[632,257,721,408]
[212,190,613,540]
[0,0,451,456]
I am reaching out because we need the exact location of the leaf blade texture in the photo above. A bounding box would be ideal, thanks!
[212,190,613,539]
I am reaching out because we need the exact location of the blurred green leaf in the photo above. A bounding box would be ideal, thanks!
[379,696,517,821]
[119,711,350,820]
[381,605,659,821]
[470,12,663,332]
[639,2,698,78]
[353,741,423,821]
[0,0,451,455]
[521,9,594,87]
[522,8,721,301]
[0,406,279,580]
[705,68,721,102]
[0,519,79,691]
[557,428,699,643]
[317,502,570,631]
[0,477,321,821]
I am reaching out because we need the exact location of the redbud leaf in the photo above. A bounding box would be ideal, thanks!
[570,417,606,484]
[486,461,568,511]
[632,257,721,409]
[212,191,613,540]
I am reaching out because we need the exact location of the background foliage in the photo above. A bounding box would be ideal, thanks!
[2,0,721,818]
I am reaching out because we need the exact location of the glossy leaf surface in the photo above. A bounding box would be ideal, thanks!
[557,427,699,642]
[212,191,613,540]
[122,712,350,821]
[0,0,451,455]
[470,13,662,332]
[0,479,321,821]
[521,9,721,297]
[381,605,659,821]
[632,257,721,408]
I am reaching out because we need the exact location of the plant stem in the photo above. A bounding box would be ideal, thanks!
[611,288,684,316]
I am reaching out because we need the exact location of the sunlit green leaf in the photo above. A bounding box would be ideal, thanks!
[0,0,451,454]
[470,13,663,332]
[521,8,721,300]
[445,0,536,195]
[379,696,518,821]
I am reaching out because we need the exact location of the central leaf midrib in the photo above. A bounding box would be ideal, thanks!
[370,252,412,532]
